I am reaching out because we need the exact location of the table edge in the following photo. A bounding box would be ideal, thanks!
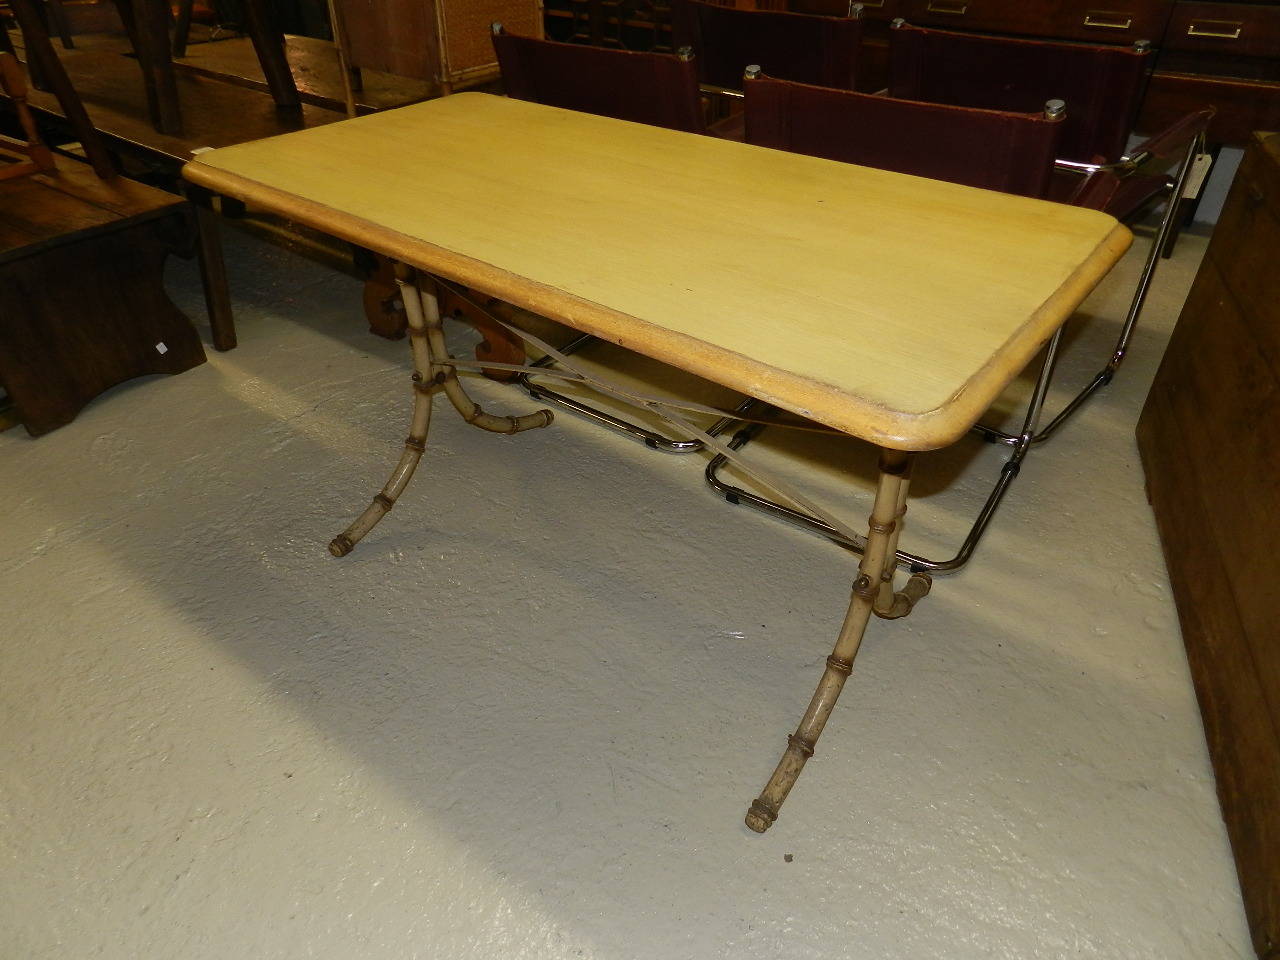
[183,159,1132,451]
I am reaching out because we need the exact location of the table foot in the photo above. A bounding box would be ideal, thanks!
[745,450,914,833]
[330,266,552,557]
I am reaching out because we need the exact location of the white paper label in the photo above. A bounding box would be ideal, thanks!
[1181,153,1214,201]
[155,342,168,355]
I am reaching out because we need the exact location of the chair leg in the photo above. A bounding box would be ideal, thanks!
[329,267,553,558]
[44,0,74,48]
[172,0,193,57]
[241,0,300,110]
[745,448,915,834]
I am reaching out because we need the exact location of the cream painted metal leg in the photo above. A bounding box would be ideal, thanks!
[329,265,553,558]
[746,449,925,833]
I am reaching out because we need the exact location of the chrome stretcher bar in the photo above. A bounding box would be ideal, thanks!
[183,93,1131,833]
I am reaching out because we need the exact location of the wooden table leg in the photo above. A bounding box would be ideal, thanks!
[745,448,920,833]
[240,0,301,111]
[187,188,236,351]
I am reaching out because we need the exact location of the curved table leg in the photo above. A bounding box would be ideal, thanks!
[329,266,553,557]
[746,448,915,833]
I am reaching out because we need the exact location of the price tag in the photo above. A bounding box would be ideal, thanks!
[1181,153,1214,200]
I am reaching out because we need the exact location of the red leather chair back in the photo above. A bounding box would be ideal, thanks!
[491,25,705,134]
[672,0,863,92]
[888,22,1150,164]
[744,71,1065,199]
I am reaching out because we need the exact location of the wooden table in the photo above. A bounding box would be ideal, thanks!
[183,93,1131,832]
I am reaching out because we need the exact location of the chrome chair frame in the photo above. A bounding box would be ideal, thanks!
[973,126,1209,446]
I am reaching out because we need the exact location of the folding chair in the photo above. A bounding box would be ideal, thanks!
[671,0,864,95]
[705,69,1069,572]
[888,21,1214,444]
[492,23,748,452]
[492,22,705,132]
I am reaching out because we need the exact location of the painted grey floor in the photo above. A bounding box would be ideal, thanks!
[1,216,1252,959]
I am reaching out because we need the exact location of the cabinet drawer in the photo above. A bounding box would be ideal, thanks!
[1165,2,1280,58]
[899,0,1055,36]
[900,0,1170,43]
[1053,0,1172,43]
[785,0,903,19]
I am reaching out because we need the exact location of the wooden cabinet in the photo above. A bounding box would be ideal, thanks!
[548,0,1280,146]
[900,0,1173,43]
[335,0,543,91]
[1136,132,1280,960]
[1143,1,1280,143]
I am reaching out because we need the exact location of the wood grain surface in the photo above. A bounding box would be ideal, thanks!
[1137,132,1280,960]
[184,93,1130,450]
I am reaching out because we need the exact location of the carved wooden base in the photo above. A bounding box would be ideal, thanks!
[0,186,206,437]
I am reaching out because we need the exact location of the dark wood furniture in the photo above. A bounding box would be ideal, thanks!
[0,157,208,435]
[331,0,544,96]
[552,0,1280,147]
[10,0,300,136]
[1136,131,1280,960]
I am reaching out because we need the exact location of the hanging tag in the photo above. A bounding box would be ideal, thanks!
[1181,153,1213,200]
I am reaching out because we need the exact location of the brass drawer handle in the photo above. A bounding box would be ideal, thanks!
[1083,12,1134,29]
[1187,20,1244,40]
[926,1,967,14]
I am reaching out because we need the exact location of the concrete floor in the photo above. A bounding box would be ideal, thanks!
[0,213,1253,958]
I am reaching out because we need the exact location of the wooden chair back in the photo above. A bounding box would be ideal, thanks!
[0,52,56,180]
[744,69,1066,199]
[491,24,705,133]
[672,0,863,92]
[888,21,1151,164]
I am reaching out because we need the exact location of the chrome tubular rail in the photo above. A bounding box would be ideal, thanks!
[708,329,1065,574]
[517,333,748,452]
[973,131,1207,448]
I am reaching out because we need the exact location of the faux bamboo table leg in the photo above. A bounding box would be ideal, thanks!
[745,448,916,834]
[329,266,553,558]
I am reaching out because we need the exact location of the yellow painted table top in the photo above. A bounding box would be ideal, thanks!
[183,93,1131,450]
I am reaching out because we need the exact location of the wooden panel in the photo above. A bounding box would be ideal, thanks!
[1139,70,1280,145]
[899,0,1171,43]
[183,93,1129,451]
[335,0,541,86]
[1165,1,1280,56]
[0,195,206,435]
[336,0,440,80]
[21,48,342,164]
[899,0,1061,37]
[440,0,543,80]
[1136,132,1280,960]
[1054,0,1174,41]
[171,34,433,113]
[0,155,184,261]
